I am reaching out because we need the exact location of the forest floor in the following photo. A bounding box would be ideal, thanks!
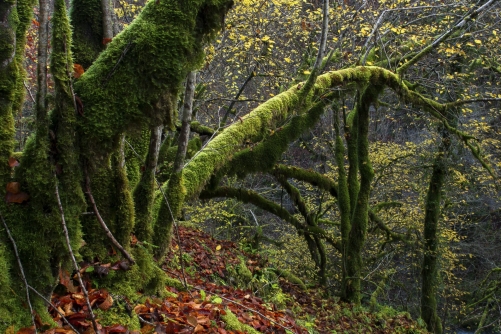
[18,226,428,333]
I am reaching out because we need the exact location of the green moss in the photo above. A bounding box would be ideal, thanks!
[273,268,306,291]
[153,171,186,257]
[69,0,104,69]
[222,309,262,334]
[94,304,141,330]
[165,275,189,291]
[95,247,166,298]
[74,0,234,164]
[125,129,151,190]
[0,0,22,191]
[80,153,135,261]
[226,258,252,288]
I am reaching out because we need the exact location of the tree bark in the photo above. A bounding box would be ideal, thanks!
[0,0,19,188]
[343,85,381,303]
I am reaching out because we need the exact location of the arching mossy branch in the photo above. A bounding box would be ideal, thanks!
[200,186,306,233]
[272,164,337,198]
[182,66,486,200]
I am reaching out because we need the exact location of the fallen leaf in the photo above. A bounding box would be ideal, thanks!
[73,64,84,79]
[8,157,19,167]
[186,314,198,327]
[16,327,36,334]
[98,294,113,310]
[215,245,222,251]
[105,324,127,333]
[6,182,21,194]
[5,191,30,204]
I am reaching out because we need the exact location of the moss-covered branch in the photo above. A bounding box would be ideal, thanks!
[182,66,486,200]
[74,0,234,162]
[272,164,337,197]
[200,186,306,233]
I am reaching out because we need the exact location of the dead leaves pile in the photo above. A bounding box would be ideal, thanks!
[15,227,426,334]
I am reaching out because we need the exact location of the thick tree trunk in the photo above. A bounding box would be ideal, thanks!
[0,0,19,187]
[35,0,49,140]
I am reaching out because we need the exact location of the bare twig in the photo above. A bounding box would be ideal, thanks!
[0,211,37,333]
[84,166,135,264]
[27,285,79,333]
[361,4,463,64]
[397,0,500,74]
[220,65,257,126]
[23,81,36,103]
[54,176,98,332]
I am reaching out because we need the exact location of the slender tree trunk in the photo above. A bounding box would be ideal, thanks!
[174,71,196,173]
[101,0,113,43]
[421,106,457,333]
[154,71,196,257]
[133,125,163,242]
[334,106,351,296]
[421,151,445,334]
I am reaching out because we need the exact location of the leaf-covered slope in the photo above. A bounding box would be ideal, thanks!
[20,226,428,333]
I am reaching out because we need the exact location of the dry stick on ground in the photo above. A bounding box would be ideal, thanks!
[0,211,37,333]
[27,285,79,333]
[84,166,135,264]
[54,177,98,332]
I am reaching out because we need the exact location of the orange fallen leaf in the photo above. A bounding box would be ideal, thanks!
[16,326,36,334]
[8,157,19,167]
[6,182,21,194]
[73,64,84,79]
[98,293,113,310]
[5,191,29,204]
[194,324,205,333]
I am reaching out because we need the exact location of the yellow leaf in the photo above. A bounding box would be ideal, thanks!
[303,70,311,75]
[216,245,222,251]
[474,39,482,45]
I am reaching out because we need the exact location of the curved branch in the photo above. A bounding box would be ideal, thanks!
[182,66,495,199]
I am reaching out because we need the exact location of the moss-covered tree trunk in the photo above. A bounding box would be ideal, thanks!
[421,105,458,333]
[0,0,34,328]
[421,144,446,334]
[333,105,351,297]
[342,85,381,303]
